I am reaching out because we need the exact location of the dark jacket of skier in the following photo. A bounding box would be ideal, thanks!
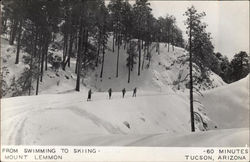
[108,88,112,99]
[87,89,92,101]
[122,88,126,98]
[133,87,137,97]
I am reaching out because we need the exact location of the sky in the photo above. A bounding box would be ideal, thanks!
[149,1,249,59]
[106,0,249,59]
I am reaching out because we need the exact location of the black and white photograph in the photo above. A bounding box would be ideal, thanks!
[0,0,249,161]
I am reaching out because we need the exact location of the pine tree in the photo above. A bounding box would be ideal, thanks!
[98,1,109,78]
[75,2,85,91]
[108,0,123,78]
[133,0,152,76]
[230,51,249,82]
[121,0,133,49]
[184,5,213,132]
[126,41,137,83]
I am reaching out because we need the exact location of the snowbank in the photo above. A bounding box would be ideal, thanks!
[199,75,249,129]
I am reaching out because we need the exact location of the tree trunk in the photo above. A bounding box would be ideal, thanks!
[62,33,73,71]
[75,30,79,74]
[9,18,18,45]
[138,38,141,76]
[75,21,84,91]
[28,56,33,95]
[36,33,42,95]
[142,42,146,70]
[15,19,23,64]
[67,34,73,67]
[116,34,120,78]
[147,43,151,67]
[131,51,134,71]
[157,37,160,55]
[115,31,118,45]
[100,44,105,78]
[96,43,100,67]
[41,33,49,80]
[124,32,127,50]
[75,56,78,74]
[96,31,101,67]
[172,28,174,51]
[40,51,44,82]
[63,33,68,63]
[128,42,131,83]
[112,31,115,52]
[74,32,78,54]
[168,30,170,52]
[40,34,46,82]
[45,40,49,71]
[189,17,195,132]
[82,29,88,70]
[28,27,37,95]
[156,39,158,52]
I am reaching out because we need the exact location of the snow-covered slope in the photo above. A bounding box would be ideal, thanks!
[1,35,225,97]
[86,36,225,93]
[1,76,248,146]
[1,91,190,145]
[198,75,249,129]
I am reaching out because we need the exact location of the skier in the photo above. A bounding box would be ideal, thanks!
[122,88,126,98]
[132,87,137,97]
[108,88,112,99]
[87,89,92,101]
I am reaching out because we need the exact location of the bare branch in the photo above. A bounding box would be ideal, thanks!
[194,111,207,131]
[193,86,204,97]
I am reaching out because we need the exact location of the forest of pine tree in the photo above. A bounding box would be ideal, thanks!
[1,0,185,95]
[1,0,248,97]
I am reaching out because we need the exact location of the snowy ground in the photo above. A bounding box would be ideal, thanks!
[198,75,249,129]
[1,76,249,146]
[1,34,248,146]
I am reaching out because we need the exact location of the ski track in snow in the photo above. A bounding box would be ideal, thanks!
[66,106,126,134]
[7,116,27,145]
[7,119,21,144]
[15,117,27,145]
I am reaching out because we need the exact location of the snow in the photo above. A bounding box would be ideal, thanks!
[1,34,225,98]
[1,38,28,85]
[126,128,249,147]
[198,75,249,129]
[1,91,188,145]
[0,37,87,96]
[85,35,225,93]
[1,76,249,146]
[1,34,248,147]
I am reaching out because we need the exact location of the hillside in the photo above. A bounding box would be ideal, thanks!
[198,75,249,129]
[85,36,225,93]
[1,75,248,146]
[1,35,225,97]
[2,33,248,147]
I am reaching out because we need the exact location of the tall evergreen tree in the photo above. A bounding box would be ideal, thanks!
[108,0,123,78]
[184,6,206,132]
[98,1,109,78]
[133,0,152,76]
[230,51,249,82]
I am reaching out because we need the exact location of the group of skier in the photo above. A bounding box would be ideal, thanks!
[87,87,137,101]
